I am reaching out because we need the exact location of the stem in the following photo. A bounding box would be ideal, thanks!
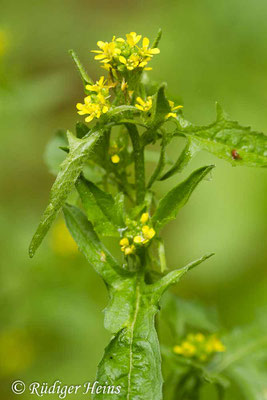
[126,123,146,204]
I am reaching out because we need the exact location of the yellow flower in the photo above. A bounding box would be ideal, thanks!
[119,53,143,70]
[135,96,153,112]
[173,333,226,362]
[142,225,156,240]
[120,238,129,247]
[133,235,143,244]
[111,154,120,164]
[124,245,135,255]
[76,93,110,123]
[173,345,183,355]
[195,333,205,342]
[126,32,142,47]
[92,40,121,63]
[181,342,196,357]
[166,100,183,119]
[140,212,149,224]
[86,76,112,92]
[139,37,160,58]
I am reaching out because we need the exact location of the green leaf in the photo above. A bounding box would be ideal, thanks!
[152,165,215,230]
[94,272,163,400]
[152,83,171,126]
[152,28,162,48]
[69,49,93,85]
[76,121,89,139]
[148,253,214,301]
[160,137,199,180]
[29,130,101,257]
[79,177,124,228]
[63,204,121,285]
[75,177,119,237]
[175,103,267,167]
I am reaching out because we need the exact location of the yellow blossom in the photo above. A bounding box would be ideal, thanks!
[173,333,226,362]
[166,100,183,119]
[120,238,129,247]
[119,53,145,70]
[140,212,149,224]
[142,225,156,240]
[135,96,153,112]
[92,40,121,63]
[76,93,110,123]
[86,76,112,92]
[139,37,160,58]
[111,154,120,164]
[133,235,143,244]
[195,333,205,342]
[173,345,183,355]
[126,32,142,47]
[124,245,135,255]
[181,342,196,356]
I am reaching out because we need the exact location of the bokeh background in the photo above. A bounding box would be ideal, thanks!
[0,0,266,398]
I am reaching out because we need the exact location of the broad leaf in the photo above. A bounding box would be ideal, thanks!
[63,204,121,285]
[93,256,203,400]
[29,130,101,257]
[175,103,267,167]
[152,165,215,230]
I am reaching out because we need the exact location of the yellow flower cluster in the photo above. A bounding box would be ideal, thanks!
[119,213,156,256]
[76,76,112,123]
[173,333,226,362]
[92,32,160,73]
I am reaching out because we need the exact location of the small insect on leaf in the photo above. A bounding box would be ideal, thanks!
[231,149,242,160]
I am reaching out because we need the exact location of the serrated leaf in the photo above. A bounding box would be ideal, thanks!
[152,165,215,230]
[175,103,267,167]
[63,204,121,285]
[75,177,119,237]
[29,130,101,257]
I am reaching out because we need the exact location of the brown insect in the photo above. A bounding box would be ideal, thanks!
[231,149,241,160]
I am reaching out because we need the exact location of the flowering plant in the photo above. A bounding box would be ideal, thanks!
[29,30,267,399]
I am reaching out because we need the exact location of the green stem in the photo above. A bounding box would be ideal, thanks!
[126,124,146,204]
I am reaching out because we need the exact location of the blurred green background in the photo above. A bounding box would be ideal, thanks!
[0,0,266,398]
